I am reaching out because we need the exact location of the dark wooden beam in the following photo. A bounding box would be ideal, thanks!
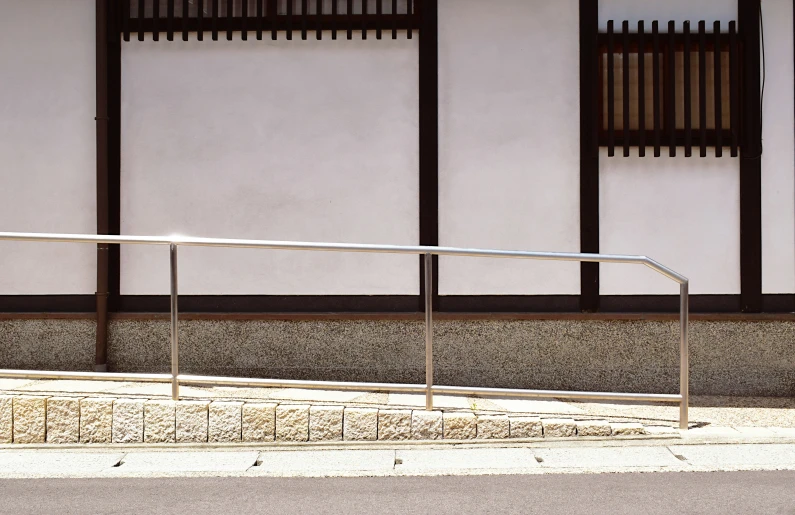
[418,0,438,310]
[738,0,763,312]
[579,0,600,312]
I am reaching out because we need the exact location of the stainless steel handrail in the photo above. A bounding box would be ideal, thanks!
[0,231,690,430]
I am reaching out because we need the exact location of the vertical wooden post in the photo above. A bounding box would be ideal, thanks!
[579,0,600,312]
[738,0,763,312]
[419,0,438,311]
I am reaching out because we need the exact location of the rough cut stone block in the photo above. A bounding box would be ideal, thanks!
[0,396,12,444]
[112,399,145,443]
[411,411,443,440]
[46,397,80,444]
[309,405,343,442]
[80,398,113,443]
[145,400,176,443]
[176,400,210,443]
[343,408,378,441]
[510,417,543,438]
[276,405,309,442]
[443,412,477,440]
[610,422,647,436]
[209,401,243,443]
[243,403,277,442]
[477,415,510,439]
[378,410,412,441]
[576,420,612,437]
[13,396,47,444]
[542,418,577,438]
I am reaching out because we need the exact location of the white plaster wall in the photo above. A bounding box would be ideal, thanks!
[0,0,97,294]
[599,0,742,295]
[598,0,737,31]
[760,0,795,294]
[438,0,581,295]
[600,152,741,295]
[121,36,418,295]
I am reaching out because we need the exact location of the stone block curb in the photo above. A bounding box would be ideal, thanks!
[2,394,668,444]
[309,405,343,442]
[80,398,113,444]
[0,396,13,444]
[46,397,81,444]
[13,396,47,444]
[510,417,543,438]
[209,401,243,443]
[276,405,309,442]
[411,410,443,441]
[176,400,210,443]
[542,418,577,438]
[378,410,412,441]
[576,420,613,437]
[343,408,378,441]
[243,403,277,443]
[477,415,510,439]
[144,400,176,444]
[443,412,477,440]
[112,399,144,444]
[611,422,648,436]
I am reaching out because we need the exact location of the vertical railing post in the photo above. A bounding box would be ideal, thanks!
[679,281,689,430]
[424,252,433,410]
[170,243,180,401]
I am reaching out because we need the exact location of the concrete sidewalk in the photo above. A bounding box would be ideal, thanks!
[1,441,795,478]
[1,378,794,445]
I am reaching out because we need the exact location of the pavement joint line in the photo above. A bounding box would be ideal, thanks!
[665,445,690,464]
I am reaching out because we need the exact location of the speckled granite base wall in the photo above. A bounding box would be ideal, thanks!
[2,319,793,397]
[0,319,95,372]
[104,319,795,397]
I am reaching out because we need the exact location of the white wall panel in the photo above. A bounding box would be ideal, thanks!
[760,0,795,294]
[599,0,741,295]
[600,152,740,295]
[438,0,581,295]
[0,0,97,294]
[121,36,418,295]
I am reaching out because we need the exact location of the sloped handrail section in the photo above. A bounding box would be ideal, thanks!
[0,232,690,430]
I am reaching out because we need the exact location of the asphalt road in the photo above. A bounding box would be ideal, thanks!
[1,471,794,514]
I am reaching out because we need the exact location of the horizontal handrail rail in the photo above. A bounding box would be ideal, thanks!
[0,231,690,430]
[0,232,687,283]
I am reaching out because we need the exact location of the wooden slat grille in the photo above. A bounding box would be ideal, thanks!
[599,19,741,157]
[123,0,420,40]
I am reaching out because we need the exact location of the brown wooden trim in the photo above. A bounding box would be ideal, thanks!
[0,296,96,313]
[117,295,420,313]
[3,311,793,323]
[1,294,791,315]
[0,313,97,321]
